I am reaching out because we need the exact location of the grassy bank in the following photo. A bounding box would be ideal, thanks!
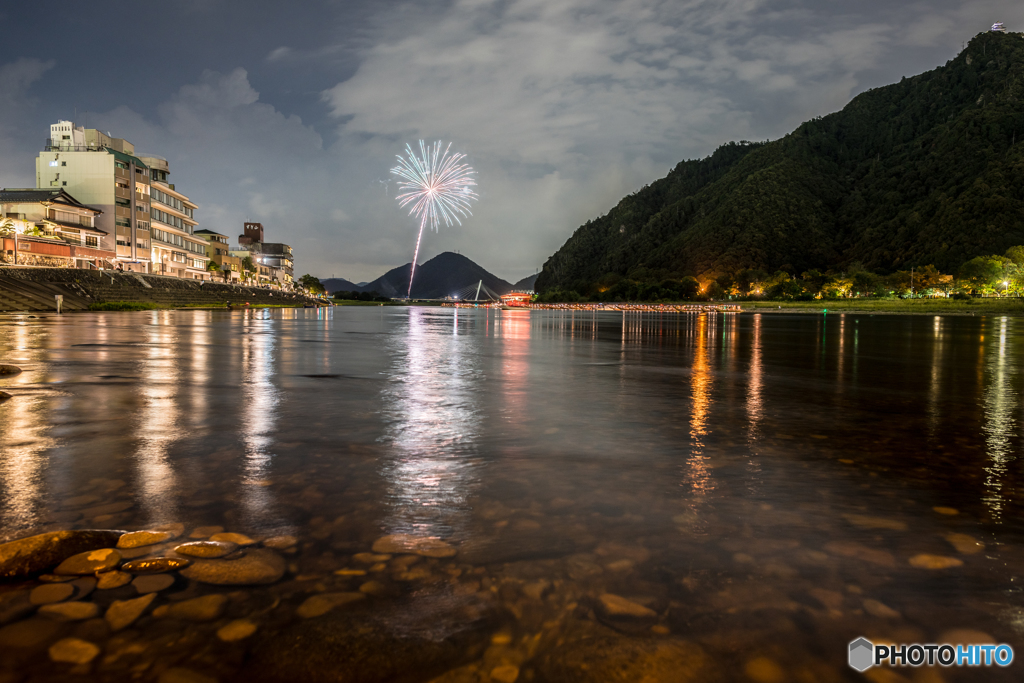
[741,298,1024,315]
[332,300,403,306]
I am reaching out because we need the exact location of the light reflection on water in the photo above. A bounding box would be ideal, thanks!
[1,308,1024,680]
[378,308,483,539]
[982,317,1018,523]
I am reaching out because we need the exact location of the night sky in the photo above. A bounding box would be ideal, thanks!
[1,1,1020,283]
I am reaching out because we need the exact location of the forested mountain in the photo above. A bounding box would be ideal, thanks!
[537,31,1024,294]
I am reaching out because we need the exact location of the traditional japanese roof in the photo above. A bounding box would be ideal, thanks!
[0,188,102,214]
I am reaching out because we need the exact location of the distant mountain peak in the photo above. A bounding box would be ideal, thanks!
[321,251,514,298]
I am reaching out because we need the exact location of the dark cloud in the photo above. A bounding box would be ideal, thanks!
[0,0,1021,281]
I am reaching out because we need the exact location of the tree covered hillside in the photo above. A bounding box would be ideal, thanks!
[537,31,1024,295]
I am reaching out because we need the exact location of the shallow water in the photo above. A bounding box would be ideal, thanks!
[1,307,1023,682]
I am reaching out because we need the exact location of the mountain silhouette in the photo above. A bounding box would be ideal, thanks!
[323,252,514,298]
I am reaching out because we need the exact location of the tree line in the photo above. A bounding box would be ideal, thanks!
[537,245,1024,303]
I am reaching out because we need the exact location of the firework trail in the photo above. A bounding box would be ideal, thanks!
[391,140,478,298]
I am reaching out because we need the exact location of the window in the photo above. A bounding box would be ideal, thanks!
[115,218,130,228]
[86,236,98,247]
[49,160,58,167]
[62,181,67,186]
[116,239,130,247]
[136,240,149,249]
[172,252,186,263]
[115,161,127,170]
[62,161,66,166]
[116,199,130,207]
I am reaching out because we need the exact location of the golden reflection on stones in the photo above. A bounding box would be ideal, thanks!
[908,554,963,569]
[217,619,258,642]
[943,532,984,555]
[842,514,908,531]
[744,657,786,683]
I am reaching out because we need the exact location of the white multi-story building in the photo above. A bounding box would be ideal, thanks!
[36,121,208,277]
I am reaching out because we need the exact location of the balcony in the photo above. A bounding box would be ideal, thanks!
[115,186,132,200]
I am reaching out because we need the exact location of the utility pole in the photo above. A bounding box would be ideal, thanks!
[911,267,914,298]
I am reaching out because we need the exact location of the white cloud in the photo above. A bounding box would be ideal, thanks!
[266,46,291,62]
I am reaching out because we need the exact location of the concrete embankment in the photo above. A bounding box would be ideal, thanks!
[0,267,326,312]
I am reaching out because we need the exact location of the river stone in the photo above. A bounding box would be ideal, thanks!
[217,619,257,642]
[372,534,456,558]
[0,364,22,375]
[133,574,176,594]
[157,594,227,622]
[242,593,493,683]
[54,547,121,575]
[180,548,285,585]
[117,530,173,548]
[909,554,963,569]
[174,541,237,558]
[189,526,224,539]
[81,501,134,518]
[533,622,717,683]
[30,583,75,605]
[39,601,101,621]
[62,495,101,508]
[0,591,34,625]
[208,532,257,547]
[49,637,101,664]
[297,592,366,618]
[0,529,124,579]
[96,571,132,590]
[0,617,61,649]
[598,594,657,619]
[71,577,97,600]
[105,593,157,631]
[38,574,75,583]
[263,535,298,550]
[122,557,191,574]
[159,667,218,683]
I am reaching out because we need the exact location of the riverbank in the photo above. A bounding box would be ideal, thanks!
[0,267,325,312]
[742,298,1024,315]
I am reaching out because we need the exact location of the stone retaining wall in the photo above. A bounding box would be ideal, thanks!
[0,267,325,311]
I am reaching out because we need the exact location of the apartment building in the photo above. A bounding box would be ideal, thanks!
[139,155,208,279]
[37,122,152,272]
[195,229,241,281]
[236,222,294,288]
[35,120,208,278]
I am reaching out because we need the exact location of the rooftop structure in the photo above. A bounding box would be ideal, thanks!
[991,22,1006,32]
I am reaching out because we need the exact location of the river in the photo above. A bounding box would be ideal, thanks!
[0,307,1021,682]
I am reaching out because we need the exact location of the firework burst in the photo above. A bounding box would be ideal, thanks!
[391,140,478,298]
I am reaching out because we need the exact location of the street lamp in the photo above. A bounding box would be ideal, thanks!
[1004,280,1010,297]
